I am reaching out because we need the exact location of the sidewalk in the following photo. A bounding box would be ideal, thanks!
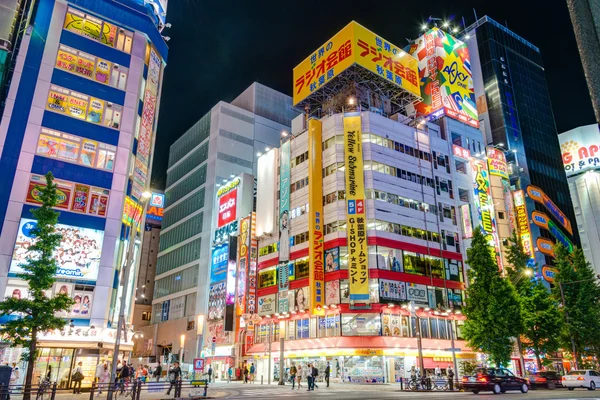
[8,387,230,400]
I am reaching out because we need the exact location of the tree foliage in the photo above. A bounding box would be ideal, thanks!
[0,172,73,399]
[463,229,521,367]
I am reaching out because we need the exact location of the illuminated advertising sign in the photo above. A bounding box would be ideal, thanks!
[461,204,473,239]
[236,216,251,316]
[279,140,291,293]
[527,185,573,236]
[308,119,325,312]
[513,190,534,258]
[146,192,164,223]
[409,27,478,128]
[486,148,509,179]
[559,124,600,177]
[218,189,237,228]
[207,281,225,320]
[531,210,574,252]
[472,159,502,267]
[225,236,237,306]
[247,213,258,314]
[11,218,104,281]
[293,21,420,105]
[344,115,369,302]
[537,237,555,257]
[453,145,471,160]
[406,283,428,304]
[122,196,143,231]
[541,265,557,283]
[210,243,228,283]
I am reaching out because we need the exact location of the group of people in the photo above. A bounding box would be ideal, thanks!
[288,361,331,391]
[241,361,256,383]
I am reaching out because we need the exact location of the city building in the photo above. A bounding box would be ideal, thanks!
[567,0,600,123]
[149,82,297,373]
[0,0,168,387]
[465,16,577,275]
[559,124,600,275]
[131,190,164,360]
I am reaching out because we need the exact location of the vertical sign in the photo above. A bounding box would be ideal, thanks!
[461,204,473,239]
[472,159,502,269]
[344,115,369,302]
[247,212,258,315]
[513,190,534,259]
[224,235,238,332]
[237,217,251,316]
[278,140,291,314]
[308,119,325,312]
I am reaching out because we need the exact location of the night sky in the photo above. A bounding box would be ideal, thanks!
[151,0,595,190]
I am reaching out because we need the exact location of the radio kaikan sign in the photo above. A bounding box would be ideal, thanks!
[409,27,478,128]
[293,21,420,105]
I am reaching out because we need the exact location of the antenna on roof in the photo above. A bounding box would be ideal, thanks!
[473,8,479,21]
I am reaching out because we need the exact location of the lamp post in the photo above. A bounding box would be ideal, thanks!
[107,191,151,400]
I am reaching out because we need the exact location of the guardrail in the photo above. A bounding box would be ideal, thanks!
[397,377,463,391]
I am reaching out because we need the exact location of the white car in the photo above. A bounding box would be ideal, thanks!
[562,370,600,390]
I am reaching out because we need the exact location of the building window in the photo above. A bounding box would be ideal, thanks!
[451,133,462,146]
[141,312,151,321]
[455,159,467,174]
[458,188,470,202]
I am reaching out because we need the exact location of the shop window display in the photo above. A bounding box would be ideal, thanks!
[341,313,381,336]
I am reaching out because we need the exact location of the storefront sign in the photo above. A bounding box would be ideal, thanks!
[258,269,276,289]
[486,147,509,179]
[218,189,237,228]
[247,213,258,314]
[214,220,238,244]
[210,243,228,283]
[537,237,555,257]
[548,220,574,253]
[122,196,143,228]
[308,119,325,312]
[279,140,291,262]
[258,294,276,316]
[26,176,70,210]
[461,204,473,239]
[344,115,369,302]
[527,185,573,236]
[406,283,428,304]
[37,327,132,346]
[453,145,471,160]
[541,265,557,283]
[379,279,406,303]
[513,190,533,258]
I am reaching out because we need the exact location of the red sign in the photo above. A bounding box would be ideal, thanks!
[193,358,205,372]
[453,144,471,160]
[211,336,217,343]
[218,189,237,227]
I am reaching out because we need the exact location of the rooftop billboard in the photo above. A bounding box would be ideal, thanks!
[559,124,600,177]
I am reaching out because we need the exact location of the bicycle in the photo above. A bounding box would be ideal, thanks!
[36,379,51,400]
[115,379,133,399]
[431,377,450,391]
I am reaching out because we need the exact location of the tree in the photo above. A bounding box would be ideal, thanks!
[552,244,600,368]
[0,172,73,399]
[505,233,562,370]
[462,229,522,367]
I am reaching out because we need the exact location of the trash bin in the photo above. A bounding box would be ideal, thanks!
[0,365,12,400]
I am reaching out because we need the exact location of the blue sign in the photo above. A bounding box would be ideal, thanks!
[210,243,229,283]
[347,200,356,215]
[21,221,37,237]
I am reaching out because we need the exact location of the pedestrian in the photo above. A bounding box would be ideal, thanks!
[72,361,84,394]
[325,362,330,387]
[166,362,181,395]
[447,364,455,391]
[207,365,213,383]
[95,361,108,395]
[435,364,441,378]
[154,364,162,382]
[312,363,319,389]
[336,360,340,377]
[243,363,249,384]
[296,364,303,390]
[249,363,255,383]
[227,366,233,383]
[290,363,297,389]
[306,363,313,391]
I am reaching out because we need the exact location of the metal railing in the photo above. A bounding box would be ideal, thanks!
[397,377,463,391]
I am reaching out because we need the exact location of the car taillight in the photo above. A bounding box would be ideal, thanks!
[562,376,566,380]
[478,377,487,382]
[578,376,585,381]
[462,377,468,382]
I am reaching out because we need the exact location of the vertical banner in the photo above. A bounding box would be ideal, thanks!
[344,115,369,302]
[237,217,251,316]
[247,213,258,315]
[513,190,534,259]
[224,235,238,332]
[308,119,325,313]
[278,140,291,307]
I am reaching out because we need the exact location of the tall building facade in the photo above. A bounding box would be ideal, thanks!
[466,16,577,274]
[0,0,168,386]
[148,83,297,370]
[559,124,600,274]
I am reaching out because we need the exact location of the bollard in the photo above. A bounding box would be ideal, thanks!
[399,378,403,391]
[203,379,208,397]
[136,380,142,400]
[261,375,263,385]
[132,380,137,399]
[89,382,96,400]
[51,382,57,400]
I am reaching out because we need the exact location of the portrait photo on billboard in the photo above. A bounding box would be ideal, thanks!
[70,291,93,318]
[11,219,103,282]
[208,281,226,321]
[325,280,340,305]
[293,286,309,312]
[279,209,290,262]
[325,247,339,272]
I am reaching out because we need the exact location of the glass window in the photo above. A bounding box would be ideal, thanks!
[341,313,381,336]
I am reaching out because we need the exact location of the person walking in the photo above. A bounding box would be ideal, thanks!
[435,364,441,378]
[95,361,108,395]
[306,363,313,391]
[72,361,84,394]
[249,363,255,383]
[312,364,319,389]
[207,365,213,383]
[154,364,162,382]
[296,364,303,390]
[243,363,249,384]
[325,362,330,387]
[166,362,181,395]
[289,363,297,389]
[227,366,233,383]
[447,364,455,391]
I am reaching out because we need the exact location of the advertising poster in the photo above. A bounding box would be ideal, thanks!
[207,282,226,321]
[513,190,534,259]
[408,27,478,127]
[325,280,340,305]
[560,124,600,177]
[344,115,369,302]
[26,175,71,209]
[486,148,509,179]
[277,262,289,291]
[279,140,291,262]
[292,22,419,105]
[325,248,339,272]
[382,314,409,337]
[70,291,93,318]
[379,279,406,303]
[67,96,88,120]
[71,184,90,213]
[58,139,79,162]
[80,139,97,167]
[293,286,309,312]
[207,320,231,345]
[75,55,94,78]
[95,58,111,84]
[87,98,104,124]
[47,90,68,113]
[258,269,276,289]
[56,49,76,72]
[472,158,502,267]
[210,243,228,283]
[11,219,103,281]
[36,134,60,158]
[257,294,276,316]
[378,248,402,272]
[225,236,238,306]
[308,119,324,312]
[461,204,473,239]
[5,284,30,301]
[122,196,143,227]
[406,283,428,304]
[53,282,73,317]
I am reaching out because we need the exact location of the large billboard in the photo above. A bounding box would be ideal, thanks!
[11,218,104,281]
[409,27,478,128]
[293,21,420,105]
[486,148,509,179]
[513,190,534,259]
[308,119,325,313]
[559,124,600,177]
[344,115,369,302]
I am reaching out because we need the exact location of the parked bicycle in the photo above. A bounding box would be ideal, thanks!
[35,379,51,400]
[431,377,450,391]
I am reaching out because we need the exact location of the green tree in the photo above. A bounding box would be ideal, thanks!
[0,172,73,399]
[463,229,522,367]
[553,245,600,367]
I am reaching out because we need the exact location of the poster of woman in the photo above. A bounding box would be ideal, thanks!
[294,287,309,311]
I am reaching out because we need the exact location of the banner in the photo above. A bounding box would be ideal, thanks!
[210,243,228,283]
[486,147,509,179]
[308,119,325,312]
[236,217,251,316]
[247,213,258,314]
[513,190,534,258]
[344,115,369,302]
[278,140,291,294]
[527,185,573,236]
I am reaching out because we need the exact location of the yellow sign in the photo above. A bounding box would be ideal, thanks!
[308,119,325,313]
[344,115,369,302]
[293,21,420,105]
[258,269,276,289]
[353,349,383,356]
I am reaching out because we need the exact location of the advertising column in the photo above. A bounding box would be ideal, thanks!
[343,115,369,302]
[308,119,324,313]
[278,141,291,313]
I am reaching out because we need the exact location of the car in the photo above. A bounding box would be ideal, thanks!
[562,370,600,391]
[528,371,563,389]
[462,367,530,395]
